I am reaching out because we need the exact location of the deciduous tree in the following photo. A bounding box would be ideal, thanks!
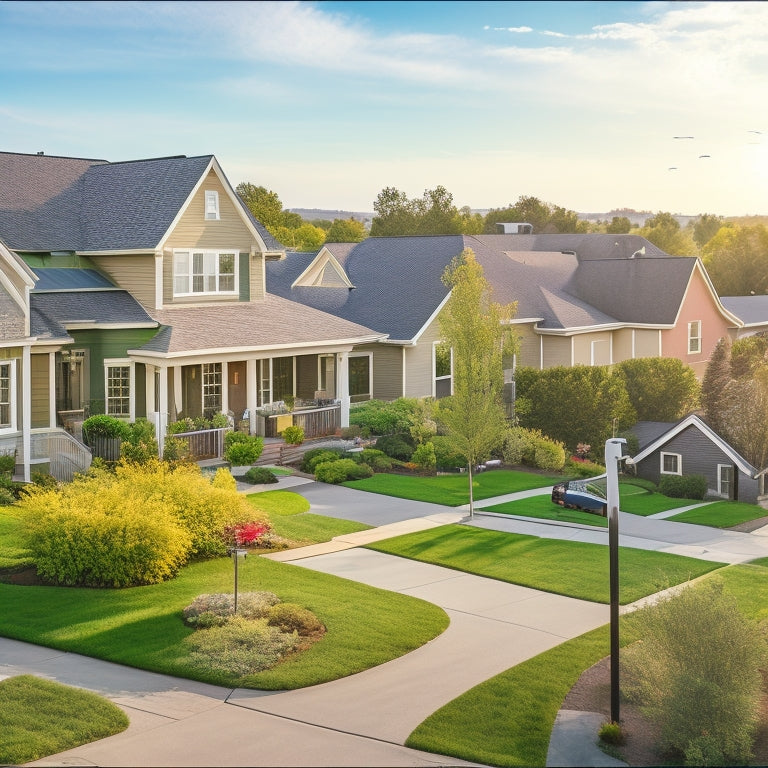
[702,224,768,296]
[235,183,285,231]
[435,249,518,516]
[326,218,368,243]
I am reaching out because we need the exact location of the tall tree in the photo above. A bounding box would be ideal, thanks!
[370,185,462,236]
[640,212,694,255]
[235,183,285,231]
[370,186,417,236]
[690,213,724,249]
[326,218,367,243]
[700,336,732,435]
[702,224,768,296]
[435,249,518,517]
[483,195,584,234]
[606,216,632,234]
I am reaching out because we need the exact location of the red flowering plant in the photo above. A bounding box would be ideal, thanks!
[222,521,271,550]
[571,443,591,463]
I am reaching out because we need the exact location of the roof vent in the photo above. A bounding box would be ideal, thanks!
[36,151,44,155]
[496,222,533,234]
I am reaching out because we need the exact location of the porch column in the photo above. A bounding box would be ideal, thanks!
[22,345,31,482]
[337,351,350,427]
[157,364,169,458]
[48,351,56,429]
[173,366,182,418]
[145,365,155,414]
[221,361,229,416]
[246,358,257,433]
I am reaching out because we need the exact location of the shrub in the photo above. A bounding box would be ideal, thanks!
[242,467,278,485]
[622,580,767,764]
[375,433,414,461]
[431,435,467,470]
[222,521,271,548]
[658,473,707,500]
[266,603,323,636]
[162,436,190,462]
[315,458,373,484]
[533,437,566,472]
[184,615,300,676]
[82,414,130,442]
[0,451,15,474]
[563,458,606,479]
[281,425,305,445]
[301,448,344,473]
[120,418,159,464]
[355,449,393,472]
[183,591,280,626]
[18,459,268,585]
[349,398,420,436]
[224,432,264,465]
[598,721,625,746]
[0,487,16,506]
[411,442,437,473]
[340,425,361,439]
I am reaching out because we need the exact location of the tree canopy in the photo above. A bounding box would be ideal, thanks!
[639,212,695,255]
[483,195,587,235]
[370,185,463,236]
[702,224,768,296]
[326,218,368,243]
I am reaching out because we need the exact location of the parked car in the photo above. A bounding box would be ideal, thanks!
[551,481,607,516]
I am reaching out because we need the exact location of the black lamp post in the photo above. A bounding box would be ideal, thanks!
[604,437,630,724]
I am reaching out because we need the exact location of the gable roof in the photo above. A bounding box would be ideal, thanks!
[0,151,282,253]
[266,233,725,341]
[632,414,759,476]
[720,295,768,329]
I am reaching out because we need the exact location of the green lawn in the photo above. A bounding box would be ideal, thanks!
[481,494,608,528]
[0,675,129,765]
[0,507,33,571]
[367,525,722,604]
[0,554,448,690]
[343,470,561,506]
[618,483,702,516]
[407,560,768,767]
[666,500,768,528]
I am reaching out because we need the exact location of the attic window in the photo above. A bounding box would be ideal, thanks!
[204,190,220,220]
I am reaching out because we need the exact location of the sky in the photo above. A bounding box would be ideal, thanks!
[1,1,767,217]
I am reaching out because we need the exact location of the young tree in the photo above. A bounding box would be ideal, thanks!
[435,249,518,516]
[235,183,285,231]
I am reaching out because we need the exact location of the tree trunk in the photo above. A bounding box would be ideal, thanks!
[467,461,474,518]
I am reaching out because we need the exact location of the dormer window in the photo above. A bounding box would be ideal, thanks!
[204,190,220,220]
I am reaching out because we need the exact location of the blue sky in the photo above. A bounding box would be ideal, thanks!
[1,1,766,216]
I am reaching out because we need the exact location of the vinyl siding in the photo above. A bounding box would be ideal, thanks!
[541,336,571,368]
[90,254,156,309]
[366,344,403,400]
[31,353,50,428]
[404,318,442,399]
[514,323,540,368]
[573,332,612,366]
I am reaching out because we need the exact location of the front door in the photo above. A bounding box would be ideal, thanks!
[56,349,88,416]
[229,361,247,419]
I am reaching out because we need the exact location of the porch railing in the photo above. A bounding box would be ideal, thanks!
[170,427,228,460]
[262,404,341,439]
[29,430,93,483]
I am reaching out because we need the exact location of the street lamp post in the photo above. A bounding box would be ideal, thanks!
[604,437,630,724]
[227,547,248,614]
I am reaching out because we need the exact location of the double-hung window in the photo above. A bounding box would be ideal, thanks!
[688,320,702,354]
[173,250,237,297]
[349,354,372,403]
[202,363,223,415]
[105,360,132,418]
[660,451,681,475]
[204,190,220,220]
[0,361,15,431]
[434,342,452,398]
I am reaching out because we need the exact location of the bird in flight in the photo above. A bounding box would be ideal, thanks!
[673,136,694,139]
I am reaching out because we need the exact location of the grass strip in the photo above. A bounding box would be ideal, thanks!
[0,555,447,690]
[666,500,768,528]
[366,525,722,604]
[0,675,129,765]
[343,470,561,506]
[618,489,702,516]
[481,494,607,528]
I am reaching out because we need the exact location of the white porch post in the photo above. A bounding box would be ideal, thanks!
[337,351,350,427]
[22,345,31,482]
[157,364,169,458]
[48,351,56,429]
[173,366,182,419]
[246,359,257,433]
[221,361,229,415]
[145,365,155,414]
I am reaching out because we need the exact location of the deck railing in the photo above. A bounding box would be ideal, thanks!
[29,430,92,482]
[170,427,228,460]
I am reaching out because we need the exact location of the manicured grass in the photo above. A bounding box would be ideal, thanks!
[246,491,372,544]
[667,500,768,528]
[481,494,608,528]
[0,555,448,690]
[366,525,723,604]
[618,484,702,516]
[343,470,561,506]
[407,560,768,767]
[0,675,129,765]
[0,507,33,571]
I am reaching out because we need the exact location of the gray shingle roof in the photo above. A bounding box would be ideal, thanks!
[0,151,282,253]
[720,296,768,327]
[266,234,691,339]
[139,295,384,355]
[30,291,157,333]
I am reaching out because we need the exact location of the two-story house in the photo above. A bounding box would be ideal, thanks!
[0,151,384,481]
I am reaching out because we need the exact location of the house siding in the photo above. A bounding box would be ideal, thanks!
[90,254,156,309]
[635,425,759,503]
[31,353,50,428]
[404,318,442,399]
[369,344,403,401]
[541,336,571,368]
[573,331,612,366]
[514,323,540,369]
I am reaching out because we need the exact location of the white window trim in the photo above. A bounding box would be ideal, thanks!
[688,320,702,354]
[204,190,220,220]
[349,352,373,401]
[173,249,239,297]
[660,451,682,476]
[433,341,453,397]
[104,359,134,421]
[0,359,17,433]
[717,463,732,497]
